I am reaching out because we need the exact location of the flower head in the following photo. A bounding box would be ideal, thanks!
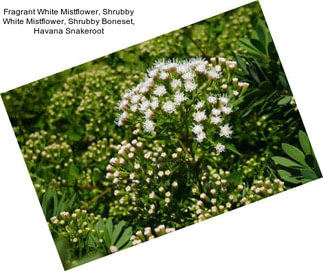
[171,79,182,90]
[195,131,206,143]
[210,116,222,125]
[207,96,217,105]
[194,101,204,110]
[184,81,197,92]
[174,92,186,105]
[193,111,207,122]
[192,124,204,135]
[162,101,176,114]
[219,124,233,138]
[215,143,226,154]
[143,120,155,133]
[222,106,232,115]
[154,85,167,97]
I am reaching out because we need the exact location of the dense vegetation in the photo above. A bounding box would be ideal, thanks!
[1,2,320,269]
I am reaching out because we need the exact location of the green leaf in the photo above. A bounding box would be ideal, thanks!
[277,169,302,184]
[301,169,318,180]
[298,130,312,155]
[249,65,260,83]
[250,39,267,54]
[106,218,114,237]
[258,81,272,92]
[94,219,105,232]
[256,21,268,48]
[111,221,126,244]
[277,96,292,105]
[68,163,80,182]
[239,38,260,55]
[225,143,241,156]
[267,42,278,60]
[272,156,303,169]
[227,171,243,185]
[68,126,84,142]
[122,240,133,249]
[281,143,307,167]
[88,234,97,248]
[234,53,248,74]
[116,227,133,248]
[278,74,290,90]
[52,189,58,216]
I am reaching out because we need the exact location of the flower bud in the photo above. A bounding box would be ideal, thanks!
[109,246,119,253]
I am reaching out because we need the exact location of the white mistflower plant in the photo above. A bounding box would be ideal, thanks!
[116,57,249,155]
[107,57,252,228]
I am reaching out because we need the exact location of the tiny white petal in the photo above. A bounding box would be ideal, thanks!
[215,143,226,154]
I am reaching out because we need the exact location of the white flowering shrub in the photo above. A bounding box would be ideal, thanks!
[1,2,319,269]
[117,57,248,151]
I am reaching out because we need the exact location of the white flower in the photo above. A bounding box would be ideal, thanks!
[163,62,177,72]
[182,72,194,81]
[160,72,169,80]
[130,105,138,112]
[140,100,151,112]
[195,63,207,73]
[222,106,232,115]
[184,80,197,92]
[154,85,167,97]
[120,111,127,119]
[177,64,190,74]
[131,94,141,104]
[208,69,221,80]
[153,60,166,70]
[139,83,149,94]
[215,143,226,154]
[192,124,204,135]
[193,111,207,122]
[123,93,130,100]
[174,92,186,105]
[148,69,158,78]
[150,97,159,109]
[226,61,237,69]
[118,99,129,110]
[143,120,155,133]
[233,90,239,97]
[219,96,229,105]
[207,96,217,105]
[162,101,176,114]
[215,65,221,72]
[145,109,154,119]
[195,131,206,143]
[116,120,122,127]
[211,108,221,116]
[210,116,222,125]
[219,124,233,138]
[144,78,154,88]
[171,79,182,90]
[194,101,204,110]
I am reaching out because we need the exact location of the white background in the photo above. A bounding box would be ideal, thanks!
[0,0,323,270]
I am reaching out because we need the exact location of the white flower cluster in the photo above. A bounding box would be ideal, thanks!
[117,57,249,154]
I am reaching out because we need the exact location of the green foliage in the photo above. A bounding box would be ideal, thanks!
[1,2,321,270]
[272,131,321,184]
[39,188,75,221]
[49,210,133,269]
